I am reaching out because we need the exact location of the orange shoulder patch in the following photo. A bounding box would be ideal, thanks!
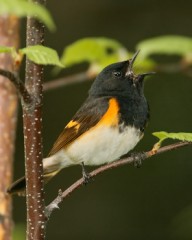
[48,97,119,156]
[98,98,119,126]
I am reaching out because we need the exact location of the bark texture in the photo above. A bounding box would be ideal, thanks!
[24,1,46,239]
[0,15,20,240]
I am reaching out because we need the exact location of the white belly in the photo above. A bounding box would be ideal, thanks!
[66,125,141,166]
[43,125,142,170]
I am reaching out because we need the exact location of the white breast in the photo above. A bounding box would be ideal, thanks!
[43,125,142,170]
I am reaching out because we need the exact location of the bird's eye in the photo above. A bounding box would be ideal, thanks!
[113,71,122,78]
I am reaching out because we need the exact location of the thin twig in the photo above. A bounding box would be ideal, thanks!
[43,61,192,92]
[43,71,94,91]
[0,69,32,104]
[45,141,192,219]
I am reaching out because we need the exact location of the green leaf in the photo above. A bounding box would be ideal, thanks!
[137,35,192,58]
[0,46,14,53]
[0,0,55,31]
[20,45,64,67]
[61,37,129,73]
[153,131,192,144]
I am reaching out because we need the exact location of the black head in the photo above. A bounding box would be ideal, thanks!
[89,51,154,98]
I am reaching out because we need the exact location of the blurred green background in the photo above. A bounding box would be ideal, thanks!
[13,0,192,239]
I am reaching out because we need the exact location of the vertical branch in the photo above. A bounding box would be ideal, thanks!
[24,0,46,239]
[0,16,20,240]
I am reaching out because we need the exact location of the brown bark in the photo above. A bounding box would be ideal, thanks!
[0,15,20,240]
[24,1,46,239]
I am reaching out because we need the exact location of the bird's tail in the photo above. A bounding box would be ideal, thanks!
[7,169,60,196]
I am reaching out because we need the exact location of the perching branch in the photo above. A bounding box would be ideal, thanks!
[0,69,32,104]
[45,141,192,219]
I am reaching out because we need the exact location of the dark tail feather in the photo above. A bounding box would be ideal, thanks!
[7,176,26,196]
[7,170,60,196]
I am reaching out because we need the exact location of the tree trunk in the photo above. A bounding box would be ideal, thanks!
[0,15,20,240]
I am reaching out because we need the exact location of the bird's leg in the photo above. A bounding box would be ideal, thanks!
[81,162,92,185]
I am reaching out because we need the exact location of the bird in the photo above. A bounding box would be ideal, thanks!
[7,51,153,196]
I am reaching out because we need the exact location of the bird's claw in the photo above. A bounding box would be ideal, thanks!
[81,162,93,185]
[130,152,146,168]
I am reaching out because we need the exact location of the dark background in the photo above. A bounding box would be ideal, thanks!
[13,0,192,239]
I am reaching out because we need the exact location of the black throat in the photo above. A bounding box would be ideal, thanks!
[116,95,149,132]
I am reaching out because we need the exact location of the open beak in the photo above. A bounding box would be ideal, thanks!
[126,50,156,79]
[126,50,140,76]
[136,71,156,83]
[128,50,140,72]
[139,72,156,78]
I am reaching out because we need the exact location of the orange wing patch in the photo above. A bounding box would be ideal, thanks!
[66,120,80,131]
[98,98,119,126]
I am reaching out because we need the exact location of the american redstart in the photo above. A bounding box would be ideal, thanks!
[8,51,154,196]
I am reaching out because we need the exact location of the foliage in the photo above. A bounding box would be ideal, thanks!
[20,46,64,67]
[60,37,129,72]
[153,131,192,146]
[137,35,192,59]
[0,0,55,31]
[0,45,63,67]
[1,34,192,73]
[60,35,192,74]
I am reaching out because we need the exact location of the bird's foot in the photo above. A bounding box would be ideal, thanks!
[130,152,146,168]
[81,162,92,185]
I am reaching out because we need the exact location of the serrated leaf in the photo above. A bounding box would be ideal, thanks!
[20,45,64,67]
[0,0,55,31]
[153,131,192,143]
[61,37,129,72]
[137,35,192,59]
